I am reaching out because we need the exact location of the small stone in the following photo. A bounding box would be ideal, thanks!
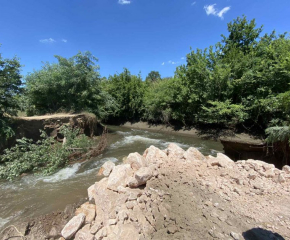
[108,219,117,225]
[90,221,103,234]
[230,231,240,240]
[126,201,135,209]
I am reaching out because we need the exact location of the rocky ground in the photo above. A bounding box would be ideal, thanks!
[2,143,290,239]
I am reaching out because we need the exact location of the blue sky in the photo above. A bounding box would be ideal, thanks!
[0,0,289,79]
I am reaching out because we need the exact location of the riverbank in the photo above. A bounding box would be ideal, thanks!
[120,121,264,144]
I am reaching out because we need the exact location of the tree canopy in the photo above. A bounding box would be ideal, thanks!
[0,47,22,139]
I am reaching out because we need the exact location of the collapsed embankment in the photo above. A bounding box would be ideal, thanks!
[4,143,289,239]
[0,113,103,153]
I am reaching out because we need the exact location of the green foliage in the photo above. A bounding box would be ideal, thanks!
[200,100,248,126]
[145,71,161,83]
[266,126,290,144]
[25,51,113,119]
[103,68,146,120]
[0,46,22,139]
[141,16,290,130]
[0,127,93,180]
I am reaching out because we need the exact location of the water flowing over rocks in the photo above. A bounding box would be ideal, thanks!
[20,143,286,239]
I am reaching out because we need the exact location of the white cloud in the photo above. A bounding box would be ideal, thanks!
[217,7,230,19]
[118,0,131,4]
[39,38,56,43]
[181,57,185,60]
[204,4,230,19]
[161,62,165,66]
[62,39,68,43]
[204,4,217,16]
[191,2,196,6]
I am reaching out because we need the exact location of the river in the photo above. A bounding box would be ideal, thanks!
[0,125,223,230]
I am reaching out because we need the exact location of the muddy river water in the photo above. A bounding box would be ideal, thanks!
[0,125,223,230]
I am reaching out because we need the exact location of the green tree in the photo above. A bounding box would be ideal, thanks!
[145,71,161,83]
[26,51,113,118]
[104,69,145,121]
[0,47,22,139]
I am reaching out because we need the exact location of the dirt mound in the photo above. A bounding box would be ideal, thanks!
[5,144,290,239]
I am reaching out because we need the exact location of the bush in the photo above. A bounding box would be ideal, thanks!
[0,127,93,180]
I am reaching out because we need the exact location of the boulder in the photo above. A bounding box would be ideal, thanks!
[128,167,153,188]
[75,202,96,223]
[209,153,234,168]
[165,143,185,159]
[183,147,205,161]
[282,165,290,174]
[98,161,115,177]
[135,167,153,185]
[143,145,167,165]
[94,178,119,224]
[61,213,85,239]
[87,184,95,202]
[124,152,147,170]
[107,164,133,191]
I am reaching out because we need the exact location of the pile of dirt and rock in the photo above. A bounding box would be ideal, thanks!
[3,143,289,239]
[57,143,290,240]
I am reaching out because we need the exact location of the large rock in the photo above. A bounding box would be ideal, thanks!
[94,178,119,225]
[135,167,153,185]
[61,213,85,239]
[282,165,290,174]
[98,161,115,177]
[87,184,95,202]
[128,167,153,188]
[143,145,167,165]
[183,147,205,161]
[165,143,185,159]
[75,202,96,223]
[209,153,234,168]
[124,152,147,170]
[107,164,133,191]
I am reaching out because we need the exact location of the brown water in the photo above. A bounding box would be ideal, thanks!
[0,125,223,229]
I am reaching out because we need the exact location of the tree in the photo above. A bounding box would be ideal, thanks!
[0,46,22,139]
[26,51,113,118]
[145,71,161,83]
[104,69,145,121]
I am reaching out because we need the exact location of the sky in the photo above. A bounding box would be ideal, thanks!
[0,0,289,79]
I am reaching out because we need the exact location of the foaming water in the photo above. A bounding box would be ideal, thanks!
[110,135,163,149]
[0,125,223,230]
[42,163,82,183]
[0,217,10,229]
